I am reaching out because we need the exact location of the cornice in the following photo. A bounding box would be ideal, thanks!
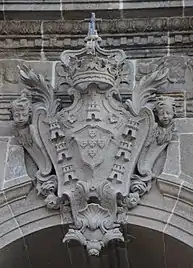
[0,17,192,59]
[0,17,193,35]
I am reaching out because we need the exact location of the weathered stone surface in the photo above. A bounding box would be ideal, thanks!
[20,214,62,237]
[174,199,193,225]
[180,134,193,179]
[8,188,65,228]
[0,122,14,135]
[0,60,54,94]
[0,218,19,240]
[0,202,13,226]
[162,141,180,176]
[0,140,9,189]
[171,94,185,118]
[13,204,60,229]
[186,98,193,117]
[0,60,54,121]
[1,1,185,21]
[136,56,188,93]
[4,1,61,20]
[0,59,23,94]
[164,223,193,248]
[24,61,54,84]
[3,181,32,202]
[175,118,193,133]
[167,210,193,246]
[0,228,22,249]
[122,185,177,227]
[179,172,193,186]
[5,145,28,181]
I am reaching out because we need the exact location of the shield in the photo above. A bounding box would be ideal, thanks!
[75,126,111,169]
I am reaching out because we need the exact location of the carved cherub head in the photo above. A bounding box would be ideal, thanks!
[154,96,175,127]
[11,90,32,127]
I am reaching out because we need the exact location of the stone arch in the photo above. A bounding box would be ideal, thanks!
[0,222,193,268]
[0,180,193,268]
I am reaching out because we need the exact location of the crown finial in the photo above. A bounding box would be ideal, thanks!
[89,13,96,36]
[85,13,100,54]
[86,12,99,40]
[60,12,126,91]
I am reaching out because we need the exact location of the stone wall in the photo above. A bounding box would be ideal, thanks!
[0,6,193,266]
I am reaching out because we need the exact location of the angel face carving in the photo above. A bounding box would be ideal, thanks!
[12,91,31,128]
[155,96,174,127]
[13,108,29,127]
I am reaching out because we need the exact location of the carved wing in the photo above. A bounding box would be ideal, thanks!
[125,68,168,183]
[126,68,168,115]
[19,65,60,177]
[20,64,60,116]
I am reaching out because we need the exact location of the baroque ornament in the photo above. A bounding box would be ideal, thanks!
[11,13,176,255]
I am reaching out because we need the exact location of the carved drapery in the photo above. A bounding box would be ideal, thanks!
[11,14,176,255]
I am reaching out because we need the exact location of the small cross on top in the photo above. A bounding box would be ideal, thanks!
[88,13,97,36]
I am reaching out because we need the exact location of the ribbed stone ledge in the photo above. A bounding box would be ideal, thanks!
[0,17,193,59]
[0,1,187,20]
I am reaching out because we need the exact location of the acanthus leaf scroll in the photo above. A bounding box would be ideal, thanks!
[11,14,176,256]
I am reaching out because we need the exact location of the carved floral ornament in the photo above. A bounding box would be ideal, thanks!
[11,13,176,256]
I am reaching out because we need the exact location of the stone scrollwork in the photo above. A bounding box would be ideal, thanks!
[137,95,176,186]
[11,13,176,255]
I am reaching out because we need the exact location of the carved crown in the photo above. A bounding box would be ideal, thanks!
[60,13,126,91]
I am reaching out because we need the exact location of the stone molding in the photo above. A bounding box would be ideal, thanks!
[0,1,186,20]
[2,17,193,35]
[0,181,193,250]
[0,17,193,59]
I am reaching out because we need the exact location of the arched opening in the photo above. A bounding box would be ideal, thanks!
[0,224,193,268]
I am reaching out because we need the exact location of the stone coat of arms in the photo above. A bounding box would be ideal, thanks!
[11,14,176,255]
